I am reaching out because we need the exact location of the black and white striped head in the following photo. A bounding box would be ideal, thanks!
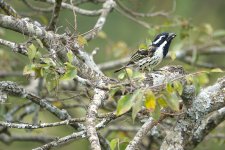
[152,32,176,57]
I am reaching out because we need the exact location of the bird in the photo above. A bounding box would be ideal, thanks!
[114,32,176,73]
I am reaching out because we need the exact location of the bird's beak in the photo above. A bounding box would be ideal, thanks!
[167,33,176,41]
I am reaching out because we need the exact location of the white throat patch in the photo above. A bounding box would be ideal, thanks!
[155,41,167,57]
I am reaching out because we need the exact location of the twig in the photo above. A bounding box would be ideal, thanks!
[125,116,166,150]
[36,0,102,16]
[0,134,55,144]
[22,0,53,12]
[47,0,63,31]
[0,117,86,129]
[0,0,21,18]
[116,0,170,18]
[34,111,124,150]
[84,0,116,41]
[70,0,77,33]
[115,7,150,29]
[0,81,84,129]
[0,38,28,56]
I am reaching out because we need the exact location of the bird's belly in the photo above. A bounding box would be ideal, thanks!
[136,56,163,71]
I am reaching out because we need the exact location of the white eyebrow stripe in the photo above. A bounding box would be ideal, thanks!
[153,36,164,45]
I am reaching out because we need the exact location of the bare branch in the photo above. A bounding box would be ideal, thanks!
[84,0,116,41]
[160,77,225,150]
[0,117,85,129]
[116,0,170,18]
[0,0,21,18]
[86,82,107,150]
[35,111,123,149]
[0,38,28,55]
[36,0,102,16]
[0,81,84,129]
[125,115,167,150]
[22,0,53,12]
[0,134,55,144]
[190,107,225,149]
[47,0,63,31]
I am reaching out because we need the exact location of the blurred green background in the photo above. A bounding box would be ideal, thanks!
[0,0,225,150]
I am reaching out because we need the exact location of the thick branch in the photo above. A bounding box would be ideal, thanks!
[125,118,154,150]
[189,107,225,149]
[86,81,107,150]
[160,77,225,150]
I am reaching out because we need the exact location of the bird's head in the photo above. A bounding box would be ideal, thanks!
[152,32,176,57]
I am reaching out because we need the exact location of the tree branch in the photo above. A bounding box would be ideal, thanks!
[160,77,225,150]
[47,0,62,31]
[0,81,84,129]
[86,81,107,150]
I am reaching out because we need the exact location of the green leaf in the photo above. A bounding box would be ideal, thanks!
[35,51,42,60]
[125,68,133,78]
[34,67,44,78]
[139,43,147,49]
[97,31,107,39]
[110,138,119,150]
[67,50,73,63]
[132,89,144,122]
[35,38,43,48]
[203,23,213,35]
[165,92,179,111]
[193,77,200,95]
[145,90,156,111]
[45,72,59,92]
[64,62,76,69]
[77,35,87,46]
[151,102,161,120]
[118,72,125,80]
[170,51,176,61]
[166,82,174,93]
[157,96,168,107]
[145,38,152,46]
[173,81,183,95]
[211,68,224,73]
[23,64,35,75]
[41,58,56,66]
[46,79,58,92]
[116,94,132,116]
[60,69,77,80]
[197,73,209,85]
[109,87,121,98]
[185,75,194,84]
[28,44,37,60]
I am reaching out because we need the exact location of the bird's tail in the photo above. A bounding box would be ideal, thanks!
[114,66,126,73]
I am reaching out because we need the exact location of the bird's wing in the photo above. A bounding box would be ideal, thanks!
[147,45,157,57]
[128,46,157,65]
